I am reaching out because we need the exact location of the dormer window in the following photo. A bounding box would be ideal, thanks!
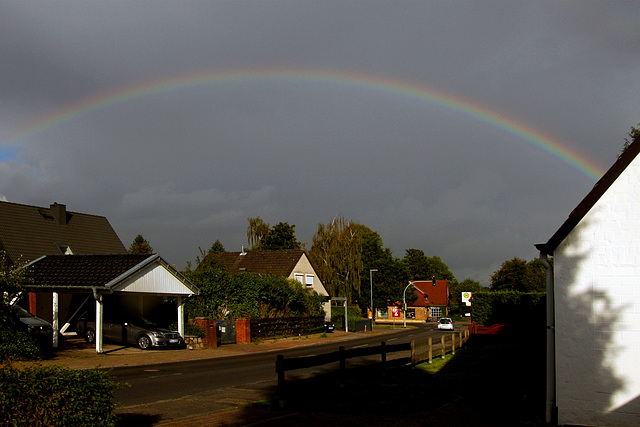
[57,244,73,255]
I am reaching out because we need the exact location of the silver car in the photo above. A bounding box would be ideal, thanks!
[76,315,184,350]
[437,317,454,330]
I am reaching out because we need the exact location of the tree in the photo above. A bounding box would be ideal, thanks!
[448,278,486,318]
[402,249,457,283]
[129,234,153,254]
[258,222,301,250]
[309,215,363,302]
[0,252,31,328]
[352,224,409,313]
[208,240,225,254]
[247,217,270,249]
[621,122,640,156]
[490,257,547,292]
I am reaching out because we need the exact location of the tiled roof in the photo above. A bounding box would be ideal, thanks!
[24,254,153,289]
[0,201,127,264]
[410,280,449,307]
[199,250,306,276]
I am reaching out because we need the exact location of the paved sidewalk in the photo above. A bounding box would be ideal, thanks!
[12,328,396,371]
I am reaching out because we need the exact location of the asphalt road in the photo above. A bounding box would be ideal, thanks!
[112,324,452,424]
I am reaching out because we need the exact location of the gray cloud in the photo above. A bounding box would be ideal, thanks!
[1,1,639,283]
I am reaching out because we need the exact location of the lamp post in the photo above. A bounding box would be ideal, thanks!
[369,269,378,319]
[403,281,427,328]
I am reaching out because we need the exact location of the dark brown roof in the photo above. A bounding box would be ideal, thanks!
[536,136,640,255]
[0,201,127,264]
[199,250,307,276]
[24,254,154,289]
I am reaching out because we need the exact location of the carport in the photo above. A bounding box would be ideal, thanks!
[23,254,199,353]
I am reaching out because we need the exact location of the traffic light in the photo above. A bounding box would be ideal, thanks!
[432,276,436,286]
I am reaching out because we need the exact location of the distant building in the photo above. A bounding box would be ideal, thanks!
[377,280,449,322]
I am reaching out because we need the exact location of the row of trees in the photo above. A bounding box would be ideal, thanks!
[130,215,548,319]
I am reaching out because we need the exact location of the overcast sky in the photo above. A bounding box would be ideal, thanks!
[1,1,639,284]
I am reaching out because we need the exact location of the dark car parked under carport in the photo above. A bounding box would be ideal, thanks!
[76,314,184,350]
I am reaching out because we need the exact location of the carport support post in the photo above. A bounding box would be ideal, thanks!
[177,296,184,337]
[52,292,59,348]
[94,291,103,353]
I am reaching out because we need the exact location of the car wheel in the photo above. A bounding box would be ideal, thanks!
[84,328,96,344]
[138,335,152,350]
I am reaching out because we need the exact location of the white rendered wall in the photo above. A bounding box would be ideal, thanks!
[555,159,640,426]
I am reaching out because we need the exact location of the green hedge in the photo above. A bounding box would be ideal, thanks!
[0,329,42,361]
[0,365,118,426]
[471,291,545,328]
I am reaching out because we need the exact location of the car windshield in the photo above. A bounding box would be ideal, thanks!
[12,305,34,318]
[440,319,451,323]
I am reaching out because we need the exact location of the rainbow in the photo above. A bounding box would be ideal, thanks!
[10,67,605,181]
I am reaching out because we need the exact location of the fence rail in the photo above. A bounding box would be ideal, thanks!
[276,328,471,393]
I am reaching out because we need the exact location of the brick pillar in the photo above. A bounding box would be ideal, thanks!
[195,318,219,348]
[29,292,37,315]
[236,318,251,344]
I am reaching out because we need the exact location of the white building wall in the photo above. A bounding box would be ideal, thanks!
[289,254,331,321]
[555,158,640,426]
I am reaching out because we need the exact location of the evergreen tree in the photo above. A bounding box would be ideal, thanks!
[129,234,153,254]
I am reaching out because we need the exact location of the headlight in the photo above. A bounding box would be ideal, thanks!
[151,332,163,338]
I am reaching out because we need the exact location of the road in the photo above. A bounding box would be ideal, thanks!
[112,323,452,424]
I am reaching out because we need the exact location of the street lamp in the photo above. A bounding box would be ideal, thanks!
[369,269,378,319]
[403,281,427,328]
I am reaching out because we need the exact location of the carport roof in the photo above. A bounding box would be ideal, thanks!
[23,254,199,295]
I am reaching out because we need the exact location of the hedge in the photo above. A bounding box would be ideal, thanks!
[0,329,42,361]
[471,291,545,328]
[0,365,118,426]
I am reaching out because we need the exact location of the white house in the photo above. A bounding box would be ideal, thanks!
[536,136,640,426]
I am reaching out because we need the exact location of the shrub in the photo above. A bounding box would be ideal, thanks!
[471,291,545,327]
[0,329,41,361]
[0,365,118,426]
[331,305,362,331]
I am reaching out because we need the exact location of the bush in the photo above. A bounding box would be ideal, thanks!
[185,268,326,320]
[471,291,545,328]
[331,305,362,331]
[0,365,118,426]
[0,329,42,361]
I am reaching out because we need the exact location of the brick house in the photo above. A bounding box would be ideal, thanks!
[536,136,640,425]
[377,280,449,322]
[199,249,331,320]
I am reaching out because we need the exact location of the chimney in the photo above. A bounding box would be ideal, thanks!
[50,203,67,226]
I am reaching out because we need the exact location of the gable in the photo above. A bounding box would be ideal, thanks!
[537,136,640,255]
[410,280,449,306]
[0,201,127,264]
[24,254,198,296]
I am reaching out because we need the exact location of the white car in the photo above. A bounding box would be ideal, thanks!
[437,317,454,330]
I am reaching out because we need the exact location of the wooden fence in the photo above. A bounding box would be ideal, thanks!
[276,328,470,393]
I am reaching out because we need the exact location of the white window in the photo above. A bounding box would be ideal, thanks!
[430,307,442,318]
[305,274,314,287]
[294,273,304,284]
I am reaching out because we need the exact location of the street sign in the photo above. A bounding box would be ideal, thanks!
[462,292,472,303]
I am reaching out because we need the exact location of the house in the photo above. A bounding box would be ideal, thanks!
[0,201,127,319]
[377,280,449,322]
[199,249,331,320]
[536,136,640,426]
[0,201,198,353]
